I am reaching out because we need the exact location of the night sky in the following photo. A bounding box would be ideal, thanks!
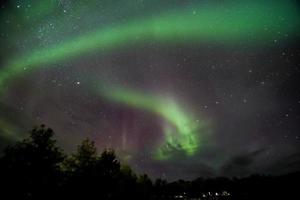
[0,0,300,180]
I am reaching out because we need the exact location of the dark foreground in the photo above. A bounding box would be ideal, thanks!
[0,125,298,199]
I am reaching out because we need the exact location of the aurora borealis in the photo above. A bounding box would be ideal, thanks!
[99,85,203,160]
[0,0,299,89]
[1,0,300,180]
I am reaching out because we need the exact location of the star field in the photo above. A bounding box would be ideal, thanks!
[0,0,300,180]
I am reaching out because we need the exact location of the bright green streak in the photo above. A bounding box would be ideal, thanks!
[0,1,299,90]
[100,86,202,160]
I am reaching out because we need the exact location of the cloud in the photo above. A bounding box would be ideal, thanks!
[220,148,267,177]
[264,152,300,175]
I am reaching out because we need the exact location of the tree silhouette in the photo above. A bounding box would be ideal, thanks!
[137,173,153,200]
[116,164,139,199]
[62,138,100,198]
[0,125,64,199]
[62,138,122,199]
[0,124,299,200]
[64,138,98,172]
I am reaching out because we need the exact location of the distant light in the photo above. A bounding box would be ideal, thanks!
[222,191,231,196]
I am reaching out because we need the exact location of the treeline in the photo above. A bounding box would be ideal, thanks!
[0,125,298,200]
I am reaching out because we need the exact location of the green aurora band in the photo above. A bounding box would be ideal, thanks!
[99,86,203,160]
[0,1,299,90]
[0,1,299,159]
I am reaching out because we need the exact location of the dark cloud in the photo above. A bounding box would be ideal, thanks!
[264,152,300,175]
[221,149,267,177]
